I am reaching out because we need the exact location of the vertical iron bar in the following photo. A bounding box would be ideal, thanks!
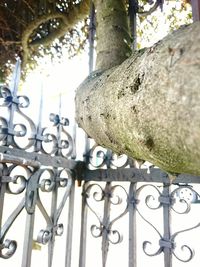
[57,94,62,156]
[35,87,43,152]
[48,170,58,267]
[0,175,6,241]
[71,122,77,160]
[191,0,200,22]
[88,1,95,74]
[65,179,75,267]
[79,182,89,267]
[129,0,137,50]
[37,87,43,132]
[7,60,21,146]
[21,213,35,267]
[101,182,111,267]
[9,59,21,97]
[162,183,172,267]
[128,182,137,267]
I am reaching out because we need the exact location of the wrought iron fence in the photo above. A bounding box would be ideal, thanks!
[1,61,200,267]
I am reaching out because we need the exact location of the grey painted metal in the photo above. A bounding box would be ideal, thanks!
[0,61,77,267]
[101,182,111,267]
[22,213,35,267]
[65,179,75,267]
[129,0,137,50]
[81,167,200,184]
[0,166,6,241]
[1,39,200,267]
[128,183,137,267]
[81,181,129,267]
[48,171,58,267]
[162,184,172,267]
[0,146,78,169]
[79,182,89,267]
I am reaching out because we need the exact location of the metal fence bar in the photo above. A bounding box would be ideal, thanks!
[65,179,75,267]
[81,167,200,184]
[48,174,58,267]
[79,182,89,267]
[101,182,111,267]
[162,184,172,267]
[0,169,6,256]
[128,182,137,267]
[1,60,200,267]
[21,213,35,267]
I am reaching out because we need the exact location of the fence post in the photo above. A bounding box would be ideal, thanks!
[65,179,75,267]
[79,182,89,267]
[128,182,137,267]
[162,183,172,267]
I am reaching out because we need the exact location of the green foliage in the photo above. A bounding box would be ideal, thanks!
[136,1,192,48]
[0,0,193,79]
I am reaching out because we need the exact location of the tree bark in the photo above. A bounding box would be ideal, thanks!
[94,0,131,70]
[75,22,200,176]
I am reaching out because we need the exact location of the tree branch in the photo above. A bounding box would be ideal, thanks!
[138,1,160,17]
[76,22,200,176]
[21,0,90,67]
[94,0,132,70]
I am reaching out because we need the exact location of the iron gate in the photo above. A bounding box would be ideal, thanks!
[0,61,200,267]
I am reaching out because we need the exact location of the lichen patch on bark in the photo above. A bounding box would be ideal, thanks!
[76,22,200,176]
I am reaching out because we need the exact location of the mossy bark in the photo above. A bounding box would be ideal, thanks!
[76,22,200,176]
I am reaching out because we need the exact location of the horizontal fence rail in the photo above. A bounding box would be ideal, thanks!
[79,143,200,267]
[1,61,200,267]
[0,61,77,267]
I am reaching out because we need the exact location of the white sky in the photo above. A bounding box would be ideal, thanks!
[2,3,194,267]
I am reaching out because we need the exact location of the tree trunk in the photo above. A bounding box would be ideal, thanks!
[94,0,131,70]
[75,22,200,176]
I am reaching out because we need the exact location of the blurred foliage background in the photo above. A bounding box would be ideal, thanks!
[0,0,192,81]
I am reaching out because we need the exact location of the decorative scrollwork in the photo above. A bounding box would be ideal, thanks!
[143,240,163,257]
[0,197,25,259]
[90,225,102,238]
[0,62,75,266]
[108,229,123,244]
[0,84,37,149]
[169,219,200,263]
[0,239,17,259]
[55,224,64,236]
[37,229,52,245]
[172,244,194,263]
[137,184,162,210]
[135,183,200,263]
[171,185,199,214]
[39,169,55,192]
[110,153,129,169]
[0,86,13,107]
[0,66,73,157]
[7,175,27,194]
[6,165,30,195]
[49,113,69,127]
[87,145,107,168]
[87,144,130,169]
[85,183,128,245]
[136,0,162,17]
[39,113,73,157]
[136,184,163,257]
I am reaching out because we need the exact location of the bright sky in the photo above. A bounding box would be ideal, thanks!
[19,0,192,160]
[1,3,196,267]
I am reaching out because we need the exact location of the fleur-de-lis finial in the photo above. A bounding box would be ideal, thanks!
[9,58,21,96]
